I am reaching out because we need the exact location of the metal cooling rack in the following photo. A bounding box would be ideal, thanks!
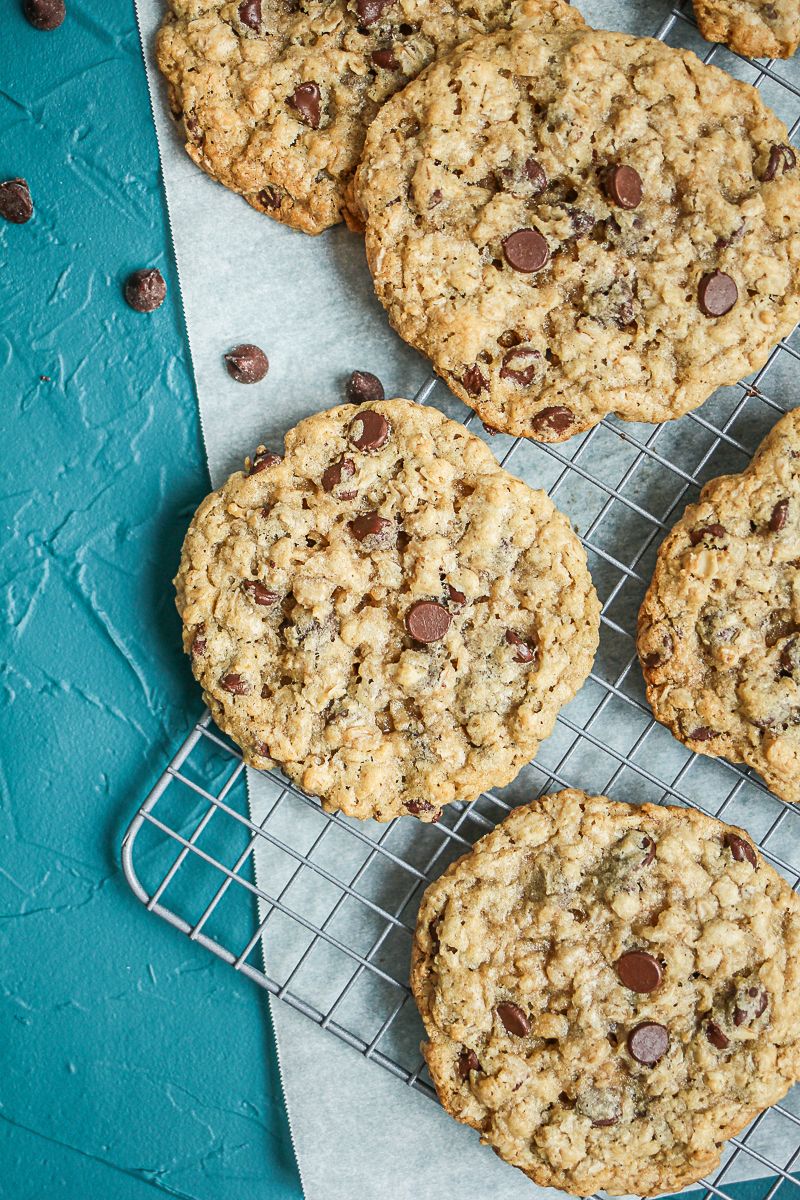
[123,4,800,1197]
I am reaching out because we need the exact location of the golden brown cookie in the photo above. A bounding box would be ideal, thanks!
[694,0,800,59]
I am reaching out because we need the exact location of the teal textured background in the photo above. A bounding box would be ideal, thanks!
[0,4,300,1196]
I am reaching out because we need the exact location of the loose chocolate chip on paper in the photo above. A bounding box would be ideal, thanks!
[627,1021,669,1065]
[502,228,549,273]
[706,1021,730,1050]
[604,164,643,210]
[346,370,384,404]
[24,0,65,30]
[350,409,390,451]
[496,1002,530,1037]
[505,630,536,663]
[698,270,738,317]
[288,82,321,129]
[0,178,33,223]
[125,268,167,313]
[724,833,757,868]
[350,510,391,541]
[242,580,279,606]
[770,499,789,532]
[616,950,663,993]
[238,0,261,27]
[405,600,452,644]
[224,343,269,384]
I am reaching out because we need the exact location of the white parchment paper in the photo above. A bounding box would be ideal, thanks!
[134,2,799,1195]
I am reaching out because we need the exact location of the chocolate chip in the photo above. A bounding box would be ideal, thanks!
[356,0,395,23]
[371,47,399,69]
[616,950,663,993]
[0,178,33,223]
[350,510,392,541]
[496,1002,530,1037]
[350,409,390,451]
[576,1087,621,1127]
[780,637,800,675]
[639,835,656,867]
[405,798,438,818]
[734,986,768,1026]
[220,672,248,695]
[530,406,574,438]
[698,270,738,318]
[627,1022,669,1065]
[258,186,282,210]
[238,0,261,28]
[224,343,269,384]
[428,188,443,209]
[524,158,547,193]
[124,268,167,313]
[770,499,789,532]
[604,165,643,210]
[288,82,321,129]
[191,625,207,656]
[457,1048,481,1079]
[569,209,595,237]
[322,456,356,496]
[242,580,279,606]
[497,329,523,349]
[690,726,718,742]
[689,523,726,545]
[706,1021,730,1050]
[446,584,466,608]
[248,447,282,475]
[505,629,536,664]
[346,370,384,404]
[462,365,487,396]
[724,833,757,868]
[502,229,549,273]
[23,0,65,29]
[406,600,452,644]
[761,144,796,182]
[499,346,542,387]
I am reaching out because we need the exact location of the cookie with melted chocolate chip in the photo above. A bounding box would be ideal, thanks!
[412,790,800,1196]
[694,0,800,59]
[639,408,800,803]
[175,399,598,821]
[353,26,800,439]
[155,0,582,235]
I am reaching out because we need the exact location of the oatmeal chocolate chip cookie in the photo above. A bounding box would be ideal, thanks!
[155,0,584,236]
[353,27,800,441]
[175,398,599,821]
[412,789,800,1196]
[639,409,800,803]
[694,0,800,59]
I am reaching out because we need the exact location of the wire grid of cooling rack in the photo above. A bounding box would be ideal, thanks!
[123,4,800,1197]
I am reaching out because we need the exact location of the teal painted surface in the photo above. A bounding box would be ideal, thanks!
[0,3,300,1196]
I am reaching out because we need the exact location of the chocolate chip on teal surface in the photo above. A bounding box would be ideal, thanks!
[446,584,466,608]
[0,178,33,223]
[502,228,549,273]
[499,346,542,386]
[124,268,167,313]
[496,1002,530,1036]
[322,456,356,496]
[23,0,65,30]
[706,1021,730,1050]
[350,510,391,541]
[724,833,757,868]
[220,672,249,695]
[258,186,282,210]
[689,522,726,545]
[349,409,389,451]
[405,600,451,644]
[770,499,789,531]
[462,365,487,396]
[242,580,279,606]
[698,270,738,317]
[346,370,384,404]
[371,47,399,69]
[627,1021,669,1065]
[690,725,718,742]
[238,0,261,27]
[505,630,536,664]
[603,164,643,210]
[457,1048,481,1079]
[356,0,395,23]
[248,447,282,475]
[288,82,321,128]
[762,144,796,181]
[224,343,269,384]
[616,950,663,993]
[530,406,574,438]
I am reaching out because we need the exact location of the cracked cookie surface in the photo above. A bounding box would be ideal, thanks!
[155,0,583,235]
[639,408,800,803]
[353,27,800,440]
[694,0,800,59]
[412,790,800,1196]
[174,399,598,821]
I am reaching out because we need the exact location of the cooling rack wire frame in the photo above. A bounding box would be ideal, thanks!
[122,4,800,1197]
